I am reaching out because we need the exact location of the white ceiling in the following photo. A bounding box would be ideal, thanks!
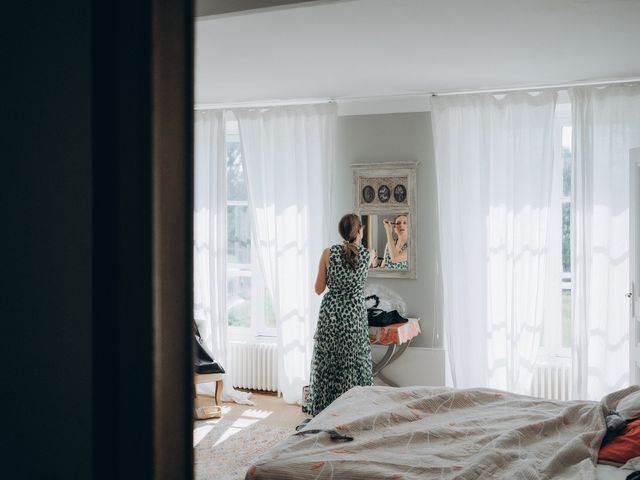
[195,0,640,105]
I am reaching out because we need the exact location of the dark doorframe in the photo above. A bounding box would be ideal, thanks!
[5,0,315,478]
[152,1,195,478]
[92,1,194,478]
[92,2,312,478]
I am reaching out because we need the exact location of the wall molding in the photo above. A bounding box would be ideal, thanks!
[337,94,432,116]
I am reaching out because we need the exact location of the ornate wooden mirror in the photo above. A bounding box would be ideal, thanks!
[352,162,418,279]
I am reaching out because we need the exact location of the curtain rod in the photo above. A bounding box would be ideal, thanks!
[194,77,640,110]
[431,77,640,97]
[194,98,333,110]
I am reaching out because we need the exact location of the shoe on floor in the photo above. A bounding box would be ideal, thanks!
[194,405,222,420]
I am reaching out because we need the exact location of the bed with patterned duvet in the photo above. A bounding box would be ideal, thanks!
[245,385,640,480]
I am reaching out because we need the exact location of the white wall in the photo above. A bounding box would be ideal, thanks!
[333,112,443,349]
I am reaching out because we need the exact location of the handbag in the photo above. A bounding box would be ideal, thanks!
[194,320,226,374]
[365,295,408,327]
[367,308,408,327]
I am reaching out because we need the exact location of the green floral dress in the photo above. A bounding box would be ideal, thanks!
[383,243,408,270]
[307,244,373,416]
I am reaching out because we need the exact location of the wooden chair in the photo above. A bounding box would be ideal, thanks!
[194,372,224,406]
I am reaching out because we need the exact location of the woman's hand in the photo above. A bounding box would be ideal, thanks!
[383,218,394,236]
[368,248,377,267]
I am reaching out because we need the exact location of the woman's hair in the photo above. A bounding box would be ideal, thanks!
[338,213,362,269]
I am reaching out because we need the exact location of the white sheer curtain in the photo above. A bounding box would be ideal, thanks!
[234,103,336,404]
[194,109,253,404]
[432,91,557,394]
[570,85,640,400]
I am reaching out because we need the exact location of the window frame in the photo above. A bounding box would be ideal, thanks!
[224,116,277,341]
[539,101,572,360]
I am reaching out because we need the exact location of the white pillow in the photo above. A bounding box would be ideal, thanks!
[617,390,640,420]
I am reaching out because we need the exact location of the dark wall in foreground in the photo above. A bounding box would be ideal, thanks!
[0,1,182,478]
[2,2,94,478]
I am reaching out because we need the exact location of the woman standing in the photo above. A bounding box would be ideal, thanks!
[307,214,375,416]
[380,214,408,270]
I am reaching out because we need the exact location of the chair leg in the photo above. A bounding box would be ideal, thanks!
[215,379,223,406]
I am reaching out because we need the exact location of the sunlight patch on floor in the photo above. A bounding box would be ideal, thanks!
[241,408,273,419]
[213,417,261,446]
[193,424,215,447]
[231,417,259,428]
[193,395,296,450]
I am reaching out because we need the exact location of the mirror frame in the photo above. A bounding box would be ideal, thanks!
[352,161,418,279]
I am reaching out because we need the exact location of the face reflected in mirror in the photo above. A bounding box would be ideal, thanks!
[361,214,409,270]
[391,215,408,239]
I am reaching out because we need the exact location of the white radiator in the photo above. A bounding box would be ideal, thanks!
[531,363,572,401]
[228,341,278,392]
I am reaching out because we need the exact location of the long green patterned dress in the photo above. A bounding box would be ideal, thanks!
[383,242,408,270]
[307,244,373,416]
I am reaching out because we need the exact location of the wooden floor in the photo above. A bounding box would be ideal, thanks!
[195,390,309,428]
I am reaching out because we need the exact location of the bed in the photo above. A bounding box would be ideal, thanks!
[246,385,640,479]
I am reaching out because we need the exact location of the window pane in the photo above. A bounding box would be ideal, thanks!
[227,205,250,264]
[264,287,276,329]
[562,202,571,273]
[562,289,572,348]
[226,141,247,201]
[562,126,572,197]
[228,276,251,328]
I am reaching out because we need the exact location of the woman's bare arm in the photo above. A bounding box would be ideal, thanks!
[314,248,330,295]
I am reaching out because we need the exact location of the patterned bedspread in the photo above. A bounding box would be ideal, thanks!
[246,385,636,480]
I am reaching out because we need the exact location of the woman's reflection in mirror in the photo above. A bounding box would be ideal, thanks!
[380,214,408,270]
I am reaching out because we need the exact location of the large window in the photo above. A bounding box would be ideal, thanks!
[225,119,276,337]
[560,125,572,351]
[540,103,573,358]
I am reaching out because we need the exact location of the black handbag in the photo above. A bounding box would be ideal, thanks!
[194,320,225,374]
[367,308,408,327]
[365,295,408,327]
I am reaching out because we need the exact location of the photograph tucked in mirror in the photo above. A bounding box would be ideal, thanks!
[362,214,409,271]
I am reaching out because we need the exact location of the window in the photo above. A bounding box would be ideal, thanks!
[540,101,573,358]
[225,118,276,338]
[560,125,572,351]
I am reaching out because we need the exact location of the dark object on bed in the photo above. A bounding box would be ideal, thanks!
[600,417,640,465]
[294,429,353,442]
[603,411,628,445]
[194,320,225,374]
[295,418,312,431]
[627,471,640,480]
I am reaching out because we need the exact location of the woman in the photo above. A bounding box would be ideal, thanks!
[307,214,375,416]
[380,214,409,270]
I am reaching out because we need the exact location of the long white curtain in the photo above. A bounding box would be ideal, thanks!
[570,85,640,400]
[194,110,227,362]
[194,109,253,404]
[432,91,557,394]
[234,103,336,404]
